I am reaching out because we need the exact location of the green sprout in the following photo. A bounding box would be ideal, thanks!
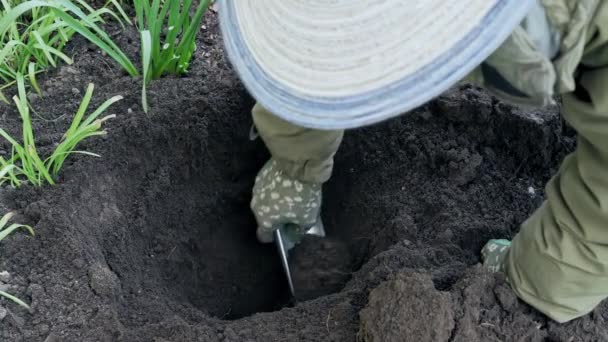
[0,73,122,187]
[0,0,136,100]
[134,0,211,112]
[0,211,34,310]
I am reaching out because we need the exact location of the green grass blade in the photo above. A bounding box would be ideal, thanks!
[0,223,35,241]
[0,40,25,66]
[71,0,97,16]
[28,62,42,96]
[0,90,9,104]
[0,164,17,184]
[55,17,71,42]
[15,74,35,153]
[106,0,131,24]
[0,158,20,187]
[2,159,21,187]
[51,92,118,176]
[150,0,162,20]
[151,0,171,65]
[0,212,16,230]
[0,291,30,310]
[0,1,50,37]
[0,133,30,183]
[31,31,73,67]
[152,55,178,79]
[47,0,139,76]
[51,129,106,174]
[81,96,122,127]
[48,150,101,174]
[134,0,144,30]
[53,9,137,76]
[27,145,54,185]
[0,129,24,154]
[63,83,95,140]
[148,0,161,39]
[89,8,125,29]
[141,30,152,113]
[12,75,49,185]
[50,150,101,159]
[176,0,210,71]
[180,0,194,25]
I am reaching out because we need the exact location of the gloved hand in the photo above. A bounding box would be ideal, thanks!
[251,159,322,243]
[481,239,511,273]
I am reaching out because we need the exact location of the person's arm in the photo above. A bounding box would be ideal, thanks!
[250,103,344,242]
[484,1,608,323]
[463,0,561,108]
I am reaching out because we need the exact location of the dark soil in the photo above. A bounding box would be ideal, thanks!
[290,236,352,302]
[0,10,605,342]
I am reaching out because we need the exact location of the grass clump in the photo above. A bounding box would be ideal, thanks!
[134,0,211,112]
[0,73,122,187]
[0,0,137,101]
[0,211,34,309]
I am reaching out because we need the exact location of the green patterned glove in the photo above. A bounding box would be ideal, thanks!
[481,239,511,273]
[251,159,322,243]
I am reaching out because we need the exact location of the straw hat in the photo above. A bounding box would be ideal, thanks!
[219,0,534,129]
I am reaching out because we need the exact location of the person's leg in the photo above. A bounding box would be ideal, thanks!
[505,66,608,323]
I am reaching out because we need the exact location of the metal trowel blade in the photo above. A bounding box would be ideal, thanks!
[274,228,295,297]
[274,218,326,298]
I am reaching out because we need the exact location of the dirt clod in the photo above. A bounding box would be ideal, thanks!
[359,272,455,342]
[88,264,121,298]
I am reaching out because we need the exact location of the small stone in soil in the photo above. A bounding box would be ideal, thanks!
[0,271,10,283]
[0,306,6,320]
[37,323,50,335]
[88,264,120,298]
[9,311,24,327]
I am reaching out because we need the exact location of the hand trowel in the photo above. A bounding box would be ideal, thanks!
[273,218,325,298]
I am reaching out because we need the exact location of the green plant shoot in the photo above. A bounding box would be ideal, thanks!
[134,0,211,112]
[0,211,34,310]
[0,73,122,187]
[0,0,137,101]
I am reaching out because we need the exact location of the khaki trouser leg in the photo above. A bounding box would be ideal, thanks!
[506,66,608,323]
[252,103,344,184]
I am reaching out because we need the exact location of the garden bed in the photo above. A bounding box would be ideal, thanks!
[1,11,607,342]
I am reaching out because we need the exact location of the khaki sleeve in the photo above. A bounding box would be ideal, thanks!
[251,103,344,184]
[505,5,608,322]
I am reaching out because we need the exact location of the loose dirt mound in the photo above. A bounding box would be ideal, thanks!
[0,12,605,342]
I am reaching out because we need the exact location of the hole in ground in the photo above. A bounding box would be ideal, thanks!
[104,140,295,319]
[145,187,292,320]
[94,100,370,320]
[88,98,302,319]
[95,87,561,321]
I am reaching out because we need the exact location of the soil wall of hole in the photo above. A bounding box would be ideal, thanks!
[0,12,607,342]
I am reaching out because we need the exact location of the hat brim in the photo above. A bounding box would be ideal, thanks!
[220,0,534,130]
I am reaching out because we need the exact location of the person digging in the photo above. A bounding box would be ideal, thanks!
[219,0,608,323]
